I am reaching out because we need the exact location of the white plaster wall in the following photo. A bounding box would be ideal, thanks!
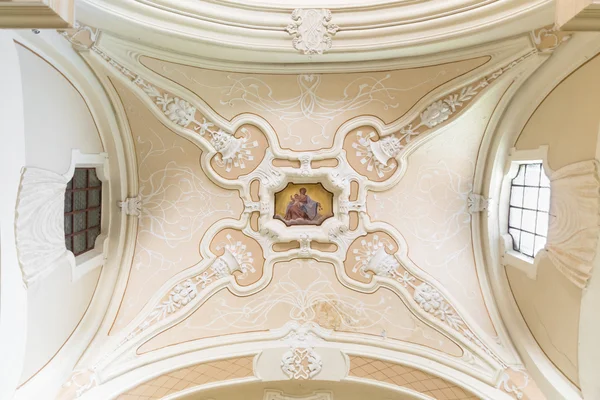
[16,43,103,174]
[0,31,28,400]
[15,43,104,385]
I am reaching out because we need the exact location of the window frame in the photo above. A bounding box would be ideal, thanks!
[499,146,552,280]
[63,149,108,282]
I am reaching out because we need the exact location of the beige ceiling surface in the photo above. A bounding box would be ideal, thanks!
[55,23,559,399]
[110,79,245,332]
[139,259,462,355]
[140,56,490,151]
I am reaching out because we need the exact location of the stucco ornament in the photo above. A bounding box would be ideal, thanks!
[286,9,339,55]
[531,25,572,53]
[160,96,196,126]
[15,167,69,286]
[467,193,488,213]
[353,131,401,178]
[347,50,536,180]
[108,70,260,174]
[545,160,600,288]
[118,196,142,217]
[264,390,332,400]
[414,283,464,331]
[281,328,322,380]
[133,245,245,337]
[420,100,452,128]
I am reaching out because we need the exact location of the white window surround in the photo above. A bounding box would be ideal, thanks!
[15,149,108,287]
[499,145,551,280]
[64,149,109,282]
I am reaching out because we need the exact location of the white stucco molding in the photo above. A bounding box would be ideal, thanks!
[15,149,108,286]
[77,0,554,63]
[499,146,600,288]
[73,338,511,400]
[64,149,109,283]
[12,29,134,400]
[476,32,600,400]
[498,146,551,281]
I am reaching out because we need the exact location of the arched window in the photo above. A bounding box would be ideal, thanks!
[64,167,102,256]
[507,162,550,258]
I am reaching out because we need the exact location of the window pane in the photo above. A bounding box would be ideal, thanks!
[89,189,101,207]
[525,164,541,186]
[512,165,526,185]
[73,232,86,254]
[65,237,72,252]
[510,186,524,207]
[509,207,522,228]
[73,213,86,233]
[64,215,72,235]
[509,228,521,251]
[64,192,72,213]
[520,232,535,257]
[536,212,549,236]
[538,188,550,212]
[522,209,536,233]
[89,170,101,187]
[74,169,88,189]
[87,227,100,250]
[74,191,87,211]
[88,208,101,227]
[523,187,539,209]
[534,235,547,256]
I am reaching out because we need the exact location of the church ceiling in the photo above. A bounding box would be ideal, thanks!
[55,22,570,400]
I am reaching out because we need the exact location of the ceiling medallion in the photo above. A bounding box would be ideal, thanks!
[285,9,339,55]
[274,183,334,226]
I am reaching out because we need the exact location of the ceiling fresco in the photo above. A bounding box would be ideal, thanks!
[51,22,576,400]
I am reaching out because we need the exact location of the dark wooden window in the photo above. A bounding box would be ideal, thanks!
[64,168,102,256]
[507,163,550,258]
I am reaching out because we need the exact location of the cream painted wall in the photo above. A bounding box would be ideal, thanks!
[15,44,104,384]
[0,31,28,400]
[16,43,103,173]
[507,52,600,388]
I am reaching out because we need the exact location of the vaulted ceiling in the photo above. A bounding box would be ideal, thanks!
[6,2,600,400]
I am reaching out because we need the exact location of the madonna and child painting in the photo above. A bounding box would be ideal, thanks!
[274,183,334,226]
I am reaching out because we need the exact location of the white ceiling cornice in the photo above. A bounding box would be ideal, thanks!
[78,0,554,64]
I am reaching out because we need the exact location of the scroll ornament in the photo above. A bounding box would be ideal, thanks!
[545,160,600,288]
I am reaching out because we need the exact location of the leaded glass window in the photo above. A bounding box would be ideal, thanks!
[64,168,102,256]
[508,163,550,258]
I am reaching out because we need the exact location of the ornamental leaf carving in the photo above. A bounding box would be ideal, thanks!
[285,9,339,55]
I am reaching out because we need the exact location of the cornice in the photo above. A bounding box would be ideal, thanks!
[78,0,554,63]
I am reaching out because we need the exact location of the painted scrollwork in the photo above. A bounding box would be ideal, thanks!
[92,47,265,178]
[62,27,551,397]
[345,50,536,181]
[132,246,244,336]
[348,232,506,367]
